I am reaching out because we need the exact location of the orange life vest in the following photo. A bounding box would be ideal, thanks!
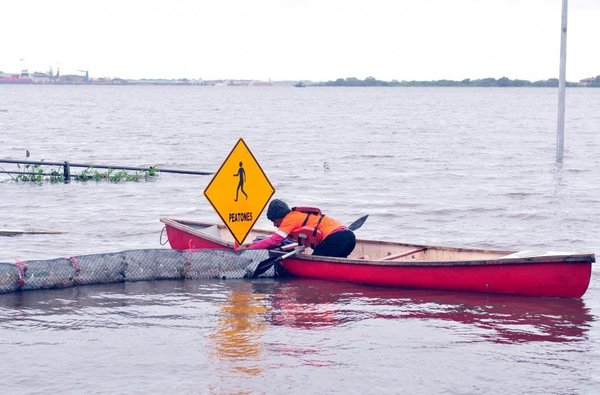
[289,207,326,248]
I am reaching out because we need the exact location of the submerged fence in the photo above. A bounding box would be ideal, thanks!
[0,159,212,182]
[0,249,275,294]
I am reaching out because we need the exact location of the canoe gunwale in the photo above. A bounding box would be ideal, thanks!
[277,250,595,267]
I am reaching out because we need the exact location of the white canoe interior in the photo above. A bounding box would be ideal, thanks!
[161,218,517,263]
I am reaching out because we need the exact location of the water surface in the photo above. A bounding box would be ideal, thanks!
[1,86,599,393]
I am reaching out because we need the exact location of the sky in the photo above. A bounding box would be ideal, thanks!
[1,0,599,82]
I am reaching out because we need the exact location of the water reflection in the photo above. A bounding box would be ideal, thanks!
[209,282,269,376]
[0,278,593,347]
[553,161,567,196]
[268,279,593,344]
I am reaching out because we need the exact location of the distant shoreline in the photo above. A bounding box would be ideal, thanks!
[314,76,599,88]
[1,74,598,87]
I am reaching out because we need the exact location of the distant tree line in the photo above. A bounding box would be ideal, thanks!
[317,76,600,87]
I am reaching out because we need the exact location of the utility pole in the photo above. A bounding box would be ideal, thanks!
[556,0,568,163]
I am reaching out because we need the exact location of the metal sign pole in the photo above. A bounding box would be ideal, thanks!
[556,0,568,163]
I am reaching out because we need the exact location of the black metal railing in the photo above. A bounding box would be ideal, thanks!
[0,159,212,182]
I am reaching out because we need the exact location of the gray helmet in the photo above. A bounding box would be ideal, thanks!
[266,199,291,221]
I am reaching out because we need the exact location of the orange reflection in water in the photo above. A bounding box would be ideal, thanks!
[209,283,269,376]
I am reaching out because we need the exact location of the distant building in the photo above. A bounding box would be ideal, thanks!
[31,72,50,84]
[250,79,272,87]
[57,74,87,84]
[228,80,251,86]
[579,77,596,86]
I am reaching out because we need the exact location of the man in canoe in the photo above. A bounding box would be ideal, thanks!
[241,199,356,257]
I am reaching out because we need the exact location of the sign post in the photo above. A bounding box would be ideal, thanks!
[556,0,568,163]
[204,138,275,245]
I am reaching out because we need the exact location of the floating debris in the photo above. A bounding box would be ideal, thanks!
[0,228,64,237]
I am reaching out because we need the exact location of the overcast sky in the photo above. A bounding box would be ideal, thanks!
[1,0,598,82]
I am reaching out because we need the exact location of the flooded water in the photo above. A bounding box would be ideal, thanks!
[1,85,599,393]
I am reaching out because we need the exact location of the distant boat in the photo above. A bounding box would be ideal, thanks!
[0,75,32,84]
[294,81,306,88]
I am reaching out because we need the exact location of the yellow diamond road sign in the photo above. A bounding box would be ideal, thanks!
[204,138,275,245]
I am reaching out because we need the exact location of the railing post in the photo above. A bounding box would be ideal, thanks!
[63,161,71,183]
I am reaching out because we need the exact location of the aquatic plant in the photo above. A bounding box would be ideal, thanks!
[75,167,150,183]
[15,162,50,183]
[48,169,64,183]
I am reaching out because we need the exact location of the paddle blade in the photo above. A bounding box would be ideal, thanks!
[251,255,280,278]
[348,215,368,231]
[251,246,306,278]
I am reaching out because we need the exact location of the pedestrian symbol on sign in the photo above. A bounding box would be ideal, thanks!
[233,161,248,201]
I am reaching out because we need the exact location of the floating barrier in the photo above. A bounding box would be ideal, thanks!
[0,248,273,294]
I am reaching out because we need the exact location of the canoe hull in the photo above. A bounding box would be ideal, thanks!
[280,256,592,298]
[164,223,226,250]
[160,217,594,298]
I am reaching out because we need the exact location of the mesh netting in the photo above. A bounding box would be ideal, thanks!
[0,248,273,294]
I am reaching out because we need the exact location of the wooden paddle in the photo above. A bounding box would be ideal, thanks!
[250,214,368,278]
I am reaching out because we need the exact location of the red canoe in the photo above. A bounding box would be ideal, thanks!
[159,217,594,298]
